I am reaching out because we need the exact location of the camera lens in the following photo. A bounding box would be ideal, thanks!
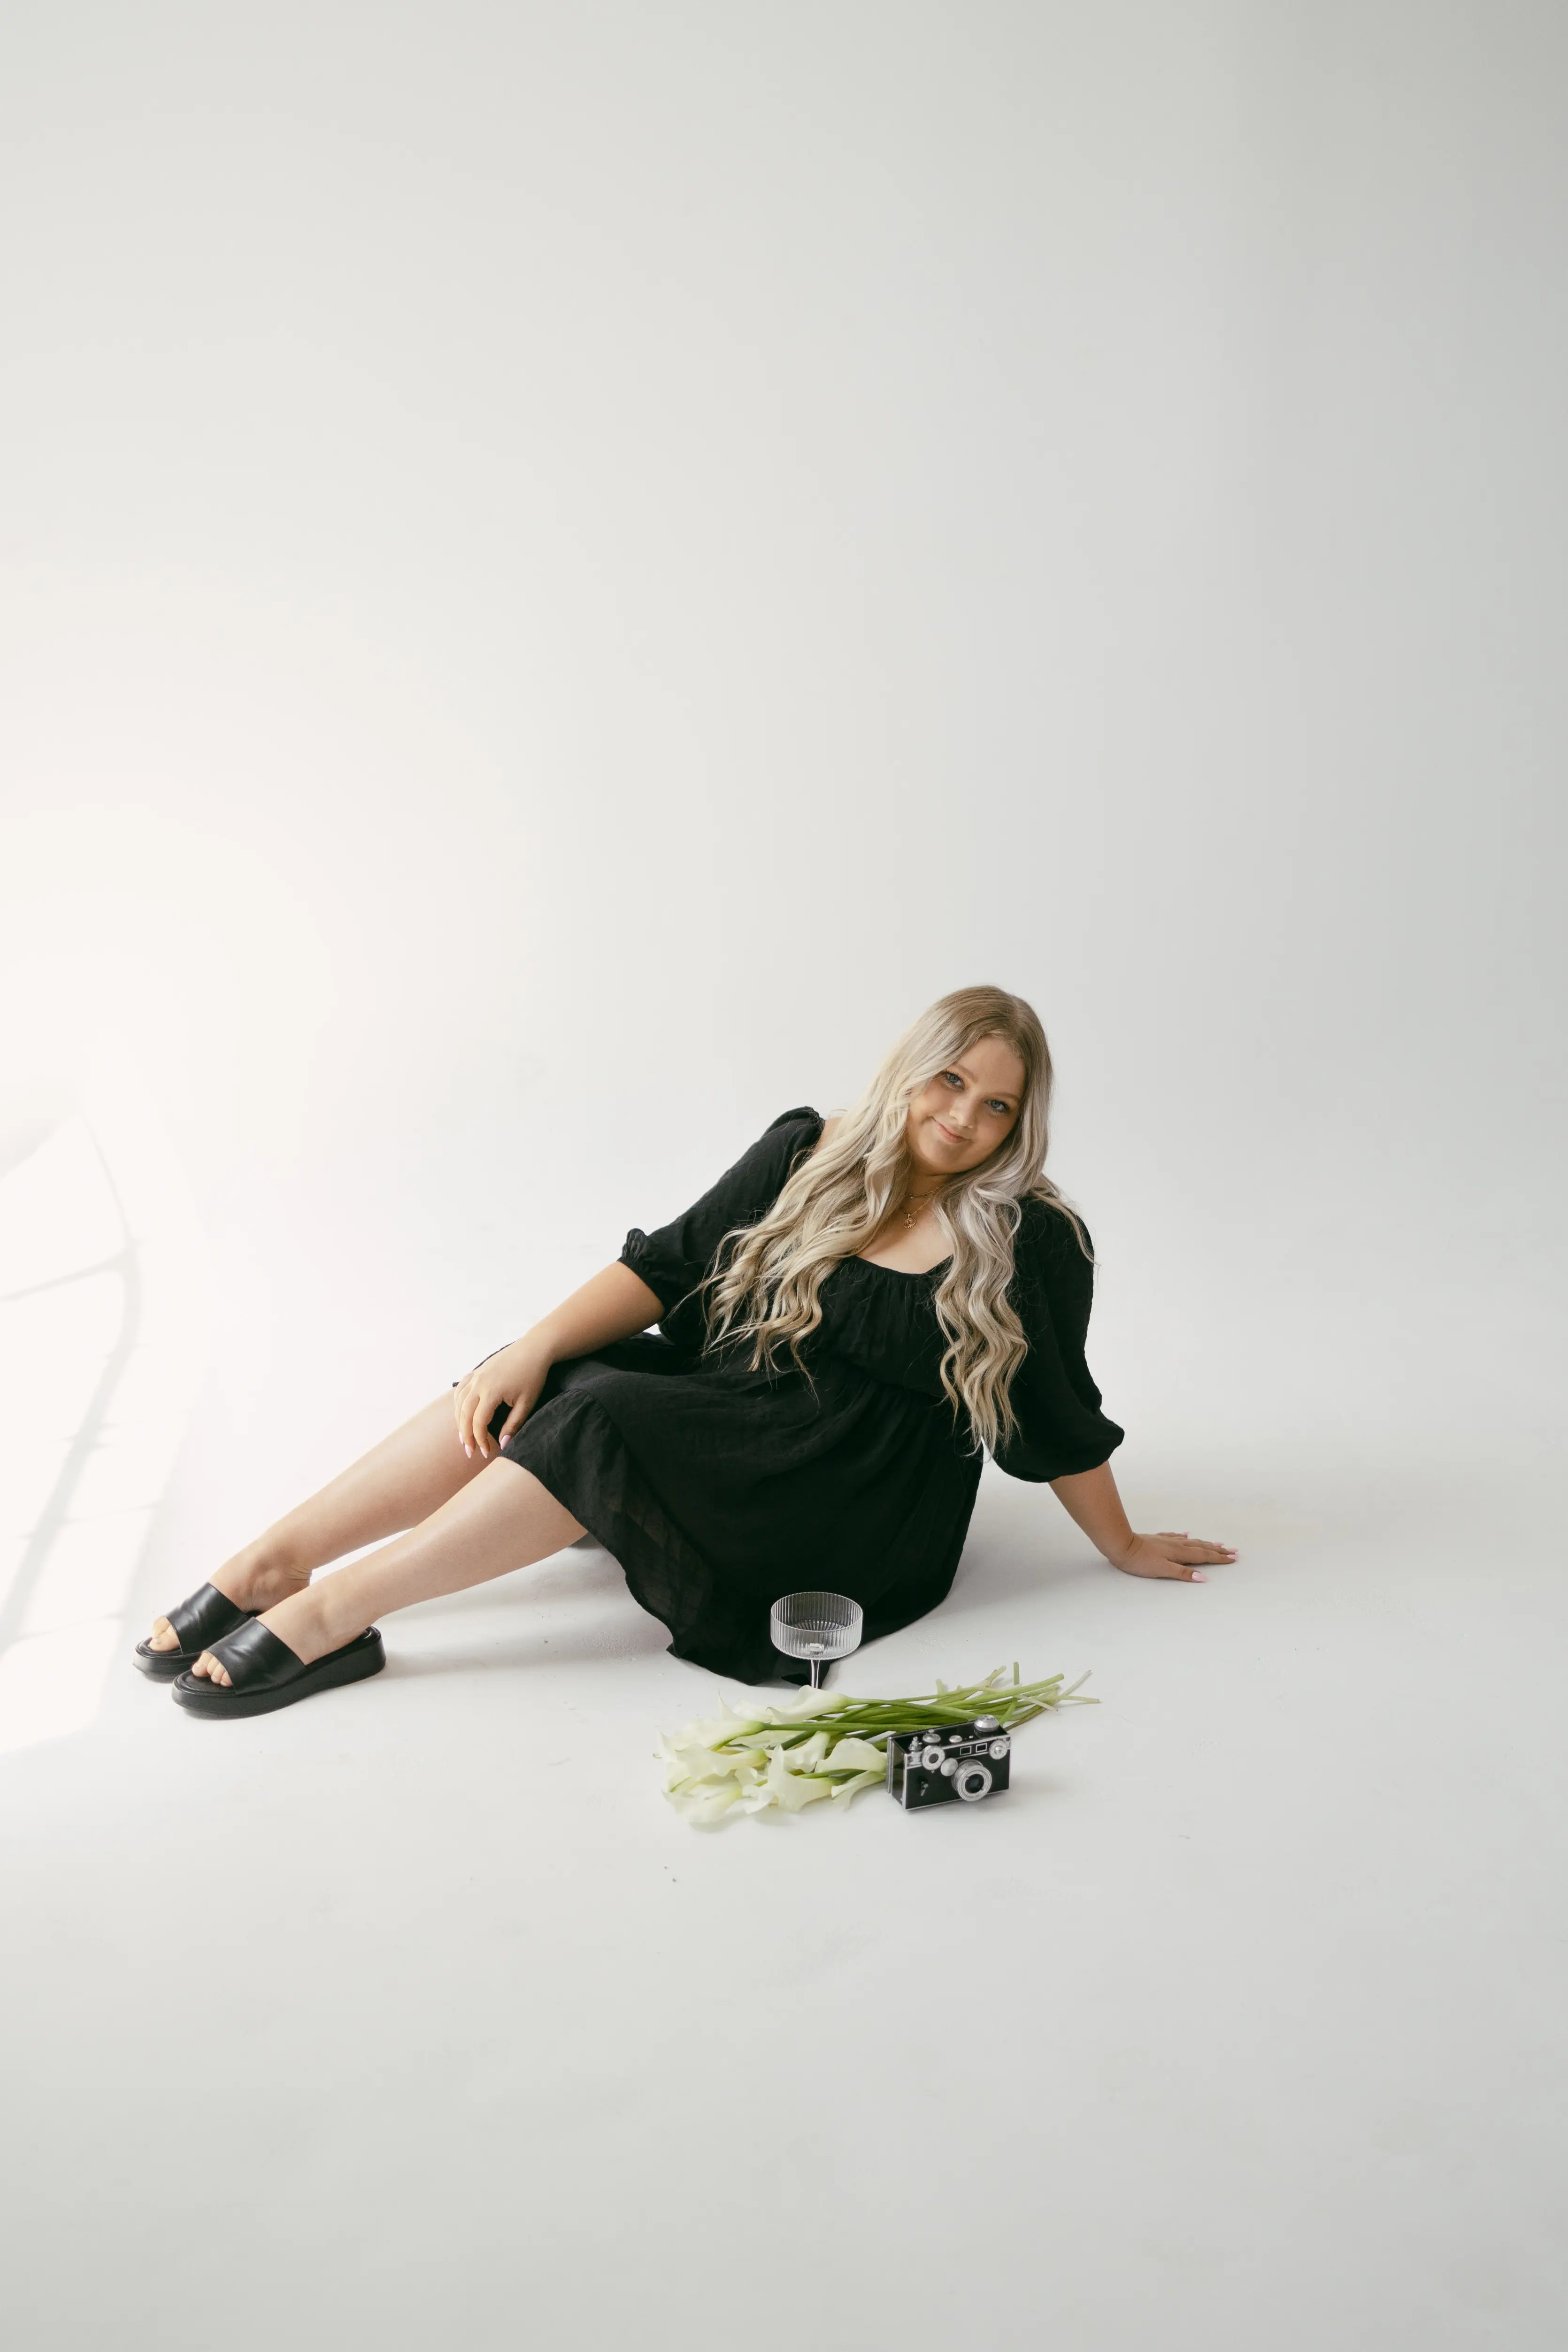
[953,1760,994,1802]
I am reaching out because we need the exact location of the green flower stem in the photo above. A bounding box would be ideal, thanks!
[708,1668,1094,1762]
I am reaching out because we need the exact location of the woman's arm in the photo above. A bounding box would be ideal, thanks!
[1050,1460,1234,1583]
[453,1262,664,1460]
[525,1261,665,1366]
[459,1108,823,1456]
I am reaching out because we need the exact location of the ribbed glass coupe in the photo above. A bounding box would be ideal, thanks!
[769,1591,864,1688]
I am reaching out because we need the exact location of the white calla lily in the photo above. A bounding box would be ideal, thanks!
[765,1745,836,1810]
[820,1737,886,1775]
[738,1686,852,1726]
[679,1704,769,1750]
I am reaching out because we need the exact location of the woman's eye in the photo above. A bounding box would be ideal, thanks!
[941,1071,963,1089]
[987,1100,1010,1115]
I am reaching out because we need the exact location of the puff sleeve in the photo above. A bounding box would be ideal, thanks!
[990,1199,1125,1482]
[618,1107,823,1353]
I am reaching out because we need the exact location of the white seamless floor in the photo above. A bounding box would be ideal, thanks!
[1,1445,1562,2352]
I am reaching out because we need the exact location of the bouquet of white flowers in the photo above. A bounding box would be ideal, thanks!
[657,1663,1093,1823]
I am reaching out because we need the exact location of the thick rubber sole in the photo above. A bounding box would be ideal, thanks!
[170,1628,386,1719]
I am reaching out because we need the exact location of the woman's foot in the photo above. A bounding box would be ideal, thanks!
[190,1578,358,1687]
[146,1544,310,1657]
[172,1622,386,1716]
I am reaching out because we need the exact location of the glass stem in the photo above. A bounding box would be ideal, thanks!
[809,1657,822,1688]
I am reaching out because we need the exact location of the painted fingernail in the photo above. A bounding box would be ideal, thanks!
[464,1443,472,1459]
[1191,1570,1207,1582]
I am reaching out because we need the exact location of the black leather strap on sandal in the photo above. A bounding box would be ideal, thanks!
[133,1583,254,1680]
[168,1583,253,1653]
[196,1619,307,1691]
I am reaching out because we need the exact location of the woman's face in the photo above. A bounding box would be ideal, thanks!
[904,1035,1026,1182]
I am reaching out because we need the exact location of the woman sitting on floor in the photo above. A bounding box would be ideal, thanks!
[137,983,1234,1716]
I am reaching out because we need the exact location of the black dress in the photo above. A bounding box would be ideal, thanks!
[486,1107,1125,1687]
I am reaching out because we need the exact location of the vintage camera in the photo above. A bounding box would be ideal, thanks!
[886,1715,1012,1809]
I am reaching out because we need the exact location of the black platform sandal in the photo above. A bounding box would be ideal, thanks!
[170,1619,385,1719]
[133,1583,256,1681]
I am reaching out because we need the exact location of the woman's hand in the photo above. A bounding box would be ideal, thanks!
[450,1263,665,1465]
[453,1338,553,1462]
[1049,1464,1236,1584]
[1109,1530,1237,1583]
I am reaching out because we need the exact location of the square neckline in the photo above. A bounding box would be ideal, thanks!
[852,1251,953,1279]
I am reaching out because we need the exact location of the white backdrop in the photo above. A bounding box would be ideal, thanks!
[1,8,1566,2344]
[3,1,1563,1529]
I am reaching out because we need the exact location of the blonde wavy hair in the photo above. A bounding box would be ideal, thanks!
[701,985,1093,1454]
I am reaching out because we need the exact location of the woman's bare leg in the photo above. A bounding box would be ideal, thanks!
[146,1392,487,1651]
[192,1458,584,1683]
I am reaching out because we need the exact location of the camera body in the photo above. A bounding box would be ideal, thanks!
[886,1714,1012,1809]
